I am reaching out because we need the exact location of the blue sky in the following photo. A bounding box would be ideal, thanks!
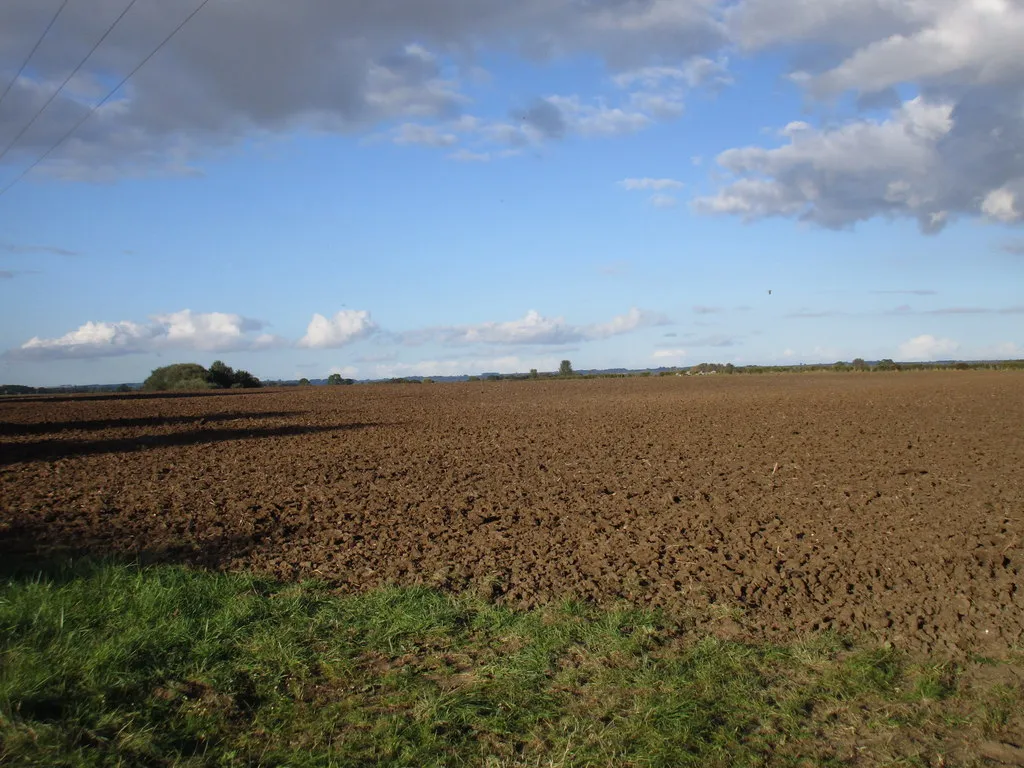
[0,0,1022,386]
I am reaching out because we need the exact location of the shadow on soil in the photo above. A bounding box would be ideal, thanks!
[0,525,257,585]
[1,422,387,465]
[0,411,303,437]
[0,389,278,405]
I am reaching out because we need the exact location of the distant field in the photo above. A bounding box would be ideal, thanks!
[3,371,1022,656]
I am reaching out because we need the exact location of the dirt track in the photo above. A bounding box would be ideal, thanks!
[2,373,1022,655]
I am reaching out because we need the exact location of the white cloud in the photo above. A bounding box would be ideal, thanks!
[545,95,651,138]
[701,0,1024,231]
[695,98,962,231]
[329,365,359,378]
[652,348,687,360]
[898,334,960,360]
[371,355,555,379]
[620,178,684,191]
[404,307,668,347]
[649,193,678,208]
[0,2,729,180]
[974,341,1024,359]
[299,310,378,349]
[392,123,459,147]
[612,57,732,90]
[981,187,1022,223]
[8,310,272,361]
[448,149,491,162]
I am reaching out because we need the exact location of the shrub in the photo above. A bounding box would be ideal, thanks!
[207,360,261,389]
[142,364,214,392]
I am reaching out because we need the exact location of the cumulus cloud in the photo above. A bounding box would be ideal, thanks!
[695,97,962,231]
[898,334,960,361]
[299,310,378,349]
[700,0,1024,231]
[404,307,668,347]
[8,309,275,360]
[0,0,725,179]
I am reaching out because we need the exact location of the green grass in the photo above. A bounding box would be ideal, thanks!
[1,560,1021,767]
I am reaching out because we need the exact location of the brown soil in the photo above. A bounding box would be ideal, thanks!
[2,373,1022,656]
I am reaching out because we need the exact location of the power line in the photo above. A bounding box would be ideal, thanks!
[0,0,141,166]
[0,0,71,112]
[0,0,213,200]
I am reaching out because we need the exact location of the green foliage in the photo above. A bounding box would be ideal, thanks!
[142,363,213,392]
[529,368,539,379]
[298,378,311,386]
[207,360,235,389]
[0,559,1016,768]
[0,384,37,395]
[143,361,260,392]
[558,359,574,377]
[875,358,900,371]
[852,357,868,371]
[209,360,262,389]
[326,373,355,386]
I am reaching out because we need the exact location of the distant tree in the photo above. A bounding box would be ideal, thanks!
[852,358,868,371]
[327,373,343,385]
[208,360,236,389]
[422,377,434,384]
[142,363,213,392]
[0,384,38,395]
[231,369,261,388]
[529,368,539,379]
[559,360,574,377]
[875,358,899,371]
[298,378,311,386]
[116,383,133,393]
[467,375,481,382]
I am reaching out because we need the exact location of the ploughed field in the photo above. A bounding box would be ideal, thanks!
[2,373,1022,656]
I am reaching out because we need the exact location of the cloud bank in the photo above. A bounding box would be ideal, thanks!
[8,310,278,360]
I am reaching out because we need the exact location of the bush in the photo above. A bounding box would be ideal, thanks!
[143,362,262,392]
[208,360,262,389]
[142,364,214,392]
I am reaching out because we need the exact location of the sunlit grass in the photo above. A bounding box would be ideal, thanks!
[1,559,1020,766]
